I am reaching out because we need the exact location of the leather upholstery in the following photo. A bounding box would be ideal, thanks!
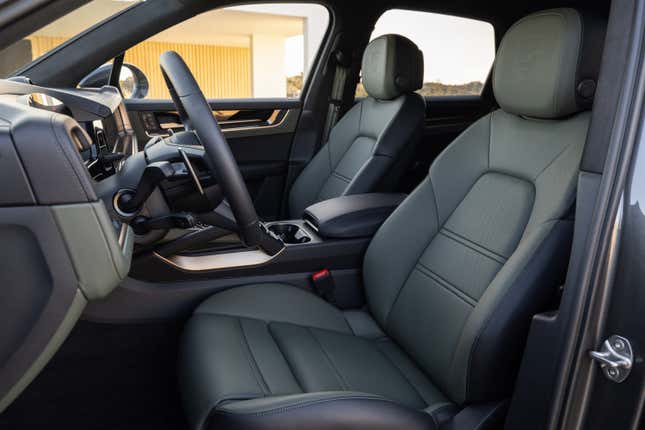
[493,8,605,118]
[363,108,586,404]
[361,34,424,100]
[211,392,437,430]
[180,285,447,430]
[180,8,604,430]
[288,35,425,218]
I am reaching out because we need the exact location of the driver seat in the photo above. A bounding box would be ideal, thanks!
[288,34,425,218]
[179,9,604,430]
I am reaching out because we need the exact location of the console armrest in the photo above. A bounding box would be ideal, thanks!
[303,193,406,239]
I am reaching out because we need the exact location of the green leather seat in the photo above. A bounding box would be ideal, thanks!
[179,8,605,430]
[288,34,426,218]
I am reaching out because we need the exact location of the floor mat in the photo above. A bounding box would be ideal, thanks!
[0,320,188,430]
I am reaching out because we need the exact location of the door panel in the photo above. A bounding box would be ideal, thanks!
[126,98,301,220]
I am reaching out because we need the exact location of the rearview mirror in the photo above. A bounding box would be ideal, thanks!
[78,63,149,99]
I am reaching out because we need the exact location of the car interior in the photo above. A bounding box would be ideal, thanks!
[0,0,627,428]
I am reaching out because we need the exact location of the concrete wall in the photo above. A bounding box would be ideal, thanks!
[14,2,330,98]
[251,34,287,98]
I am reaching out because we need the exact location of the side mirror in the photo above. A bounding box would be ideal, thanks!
[79,63,149,99]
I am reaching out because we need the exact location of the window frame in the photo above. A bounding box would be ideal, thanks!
[117,2,333,101]
[362,7,496,101]
[8,0,145,79]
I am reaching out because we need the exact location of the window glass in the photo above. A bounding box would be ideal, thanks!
[358,9,495,97]
[0,0,143,78]
[124,3,329,99]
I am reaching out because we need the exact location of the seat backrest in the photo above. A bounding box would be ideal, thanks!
[363,8,606,405]
[288,34,425,217]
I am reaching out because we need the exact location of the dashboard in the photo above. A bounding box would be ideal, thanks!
[3,78,137,180]
[0,78,135,412]
[83,101,137,180]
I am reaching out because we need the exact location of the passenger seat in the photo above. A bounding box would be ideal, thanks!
[288,34,425,217]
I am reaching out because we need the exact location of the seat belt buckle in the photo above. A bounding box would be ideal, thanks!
[311,269,336,303]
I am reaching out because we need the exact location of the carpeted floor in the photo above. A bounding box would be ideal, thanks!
[0,320,188,430]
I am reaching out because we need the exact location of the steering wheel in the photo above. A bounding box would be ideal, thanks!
[159,51,282,255]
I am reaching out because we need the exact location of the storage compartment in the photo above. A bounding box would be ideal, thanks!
[304,193,406,239]
[267,221,312,244]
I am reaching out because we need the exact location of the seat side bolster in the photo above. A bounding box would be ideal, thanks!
[455,219,574,404]
[208,392,437,430]
[372,92,425,159]
[288,102,364,218]
[342,93,426,196]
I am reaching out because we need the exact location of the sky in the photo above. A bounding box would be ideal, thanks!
[284,8,496,84]
[28,2,496,86]
[371,10,496,84]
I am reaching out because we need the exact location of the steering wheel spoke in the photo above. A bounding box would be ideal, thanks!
[158,51,284,256]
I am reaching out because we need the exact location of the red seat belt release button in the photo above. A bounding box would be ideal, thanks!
[312,269,330,282]
[311,269,335,303]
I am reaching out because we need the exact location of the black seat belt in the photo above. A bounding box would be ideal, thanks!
[322,49,351,143]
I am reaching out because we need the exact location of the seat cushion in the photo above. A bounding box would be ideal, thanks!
[180,284,450,430]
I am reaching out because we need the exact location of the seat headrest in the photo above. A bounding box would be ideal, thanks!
[361,34,424,100]
[493,8,606,119]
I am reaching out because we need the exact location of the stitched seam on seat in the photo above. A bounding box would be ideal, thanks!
[488,112,493,170]
[440,228,508,264]
[464,221,558,402]
[384,237,432,329]
[425,401,455,414]
[329,101,366,173]
[195,312,351,335]
[266,323,305,392]
[383,171,482,328]
[428,409,439,427]
[343,312,388,341]
[374,341,428,407]
[331,171,352,182]
[307,328,350,390]
[426,403,457,426]
[532,135,578,181]
[429,176,441,227]
[383,185,439,328]
[214,395,389,417]
[371,96,407,154]
[238,319,270,395]
[415,264,477,307]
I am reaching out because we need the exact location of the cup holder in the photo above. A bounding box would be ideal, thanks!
[268,223,311,244]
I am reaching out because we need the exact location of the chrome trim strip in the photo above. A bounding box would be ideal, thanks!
[150,109,293,138]
[220,109,289,133]
[117,222,128,248]
[153,247,283,272]
[178,147,204,195]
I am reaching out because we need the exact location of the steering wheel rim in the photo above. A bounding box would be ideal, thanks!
[159,51,282,255]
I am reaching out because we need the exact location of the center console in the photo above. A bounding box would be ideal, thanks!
[131,193,405,281]
[89,192,406,322]
[266,220,315,244]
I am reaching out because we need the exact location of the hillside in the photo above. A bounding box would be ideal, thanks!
[355,80,483,97]
[287,75,484,98]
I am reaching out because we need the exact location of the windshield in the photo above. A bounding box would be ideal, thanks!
[0,0,144,78]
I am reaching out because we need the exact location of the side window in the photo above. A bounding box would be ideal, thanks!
[358,9,495,97]
[0,0,143,78]
[123,3,329,99]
